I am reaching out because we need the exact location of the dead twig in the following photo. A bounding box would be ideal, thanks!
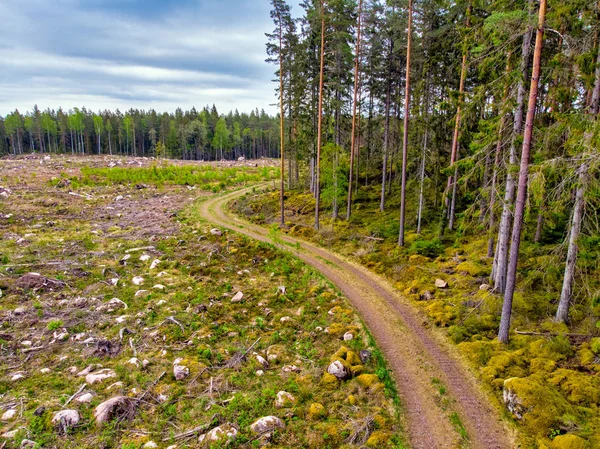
[165,316,185,333]
[223,337,261,369]
[63,384,87,408]
[137,371,166,403]
[164,413,221,441]
[21,346,45,354]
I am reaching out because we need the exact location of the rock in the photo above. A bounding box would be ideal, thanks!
[134,290,150,297]
[86,369,117,385]
[210,228,222,236]
[52,409,80,430]
[94,396,134,426]
[198,423,239,444]
[307,402,327,420]
[173,363,190,380]
[143,442,158,448]
[153,284,166,290]
[15,272,65,292]
[266,344,286,363]
[282,365,300,374]
[128,357,140,367]
[274,391,296,408]
[256,355,269,367]
[132,276,145,286]
[76,393,94,404]
[231,291,244,303]
[280,316,292,323]
[105,297,128,311]
[479,284,491,291]
[11,372,26,381]
[278,285,286,295]
[327,360,349,379]
[40,368,51,374]
[120,254,131,265]
[420,290,434,301]
[343,332,354,341]
[150,259,161,270]
[14,306,27,315]
[256,370,264,376]
[1,409,16,421]
[551,434,589,449]
[435,279,448,289]
[139,254,151,262]
[250,416,285,434]
[359,350,372,364]
[20,439,37,448]
[356,373,380,388]
[2,428,25,439]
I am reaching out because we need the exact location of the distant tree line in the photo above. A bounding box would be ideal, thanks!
[0,105,281,161]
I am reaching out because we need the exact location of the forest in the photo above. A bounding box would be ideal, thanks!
[0,105,281,161]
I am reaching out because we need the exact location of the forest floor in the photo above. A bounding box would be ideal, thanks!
[201,186,511,449]
[232,186,600,449]
[0,155,405,449]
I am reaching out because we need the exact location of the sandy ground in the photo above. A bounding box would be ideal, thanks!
[199,185,514,449]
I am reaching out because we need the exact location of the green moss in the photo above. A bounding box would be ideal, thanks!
[365,430,392,447]
[307,402,327,420]
[321,372,340,389]
[551,434,589,449]
[356,374,380,388]
[456,261,488,277]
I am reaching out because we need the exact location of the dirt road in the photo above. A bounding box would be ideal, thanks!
[198,186,513,449]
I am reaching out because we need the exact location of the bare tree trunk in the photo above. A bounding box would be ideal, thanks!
[534,208,544,243]
[445,4,471,230]
[346,0,363,221]
[499,0,546,344]
[493,0,534,290]
[398,0,413,246]
[380,40,394,212]
[278,12,286,227]
[108,131,112,155]
[417,126,428,235]
[315,0,326,231]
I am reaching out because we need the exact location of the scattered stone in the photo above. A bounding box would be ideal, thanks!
[13,306,27,315]
[2,428,24,439]
[435,279,449,289]
[479,284,491,291]
[132,276,145,286]
[274,391,296,408]
[210,228,222,236]
[198,423,239,444]
[359,350,372,364]
[40,368,51,374]
[327,360,349,380]
[280,316,292,323]
[150,259,161,270]
[277,285,286,295]
[153,284,165,290]
[16,272,65,292]
[139,254,151,262]
[76,393,94,404]
[128,357,140,367]
[173,362,190,381]
[1,409,17,421]
[11,372,26,381]
[20,439,37,448]
[143,442,158,448]
[54,330,69,341]
[231,291,244,303]
[266,345,286,363]
[86,368,117,385]
[420,290,434,301]
[282,365,300,374]
[94,396,135,426]
[52,409,80,430]
[343,332,354,341]
[256,370,264,376]
[120,254,131,265]
[250,416,285,434]
[134,290,150,297]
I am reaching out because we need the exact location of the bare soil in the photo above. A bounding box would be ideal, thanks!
[200,186,514,449]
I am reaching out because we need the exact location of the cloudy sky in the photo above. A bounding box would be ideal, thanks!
[0,0,295,116]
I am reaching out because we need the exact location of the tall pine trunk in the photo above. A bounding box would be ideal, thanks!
[346,0,363,221]
[278,10,286,227]
[493,0,534,291]
[398,0,413,246]
[315,0,326,231]
[498,0,547,344]
[380,40,394,212]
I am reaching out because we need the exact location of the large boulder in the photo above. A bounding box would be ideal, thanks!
[52,410,80,431]
[94,396,135,426]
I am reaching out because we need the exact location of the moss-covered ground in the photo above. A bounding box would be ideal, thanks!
[232,184,600,449]
[0,156,404,448]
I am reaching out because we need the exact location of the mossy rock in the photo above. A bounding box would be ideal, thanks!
[347,394,358,405]
[456,261,488,277]
[551,434,589,449]
[365,430,392,447]
[356,374,379,388]
[549,369,600,407]
[503,376,572,435]
[529,357,557,374]
[409,254,431,265]
[325,322,346,337]
[331,346,362,367]
[321,372,340,389]
[307,402,327,420]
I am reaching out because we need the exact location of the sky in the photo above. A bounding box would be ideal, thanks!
[0,0,297,116]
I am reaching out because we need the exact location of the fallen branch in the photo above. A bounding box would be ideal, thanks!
[119,328,135,341]
[21,346,45,354]
[63,383,87,408]
[68,191,94,200]
[514,329,593,339]
[363,236,384,241]
[223,337,261,369]
[165,316,185,333]
[163,413,220,441]
[137,371,166,403]
[125,246,155,253]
